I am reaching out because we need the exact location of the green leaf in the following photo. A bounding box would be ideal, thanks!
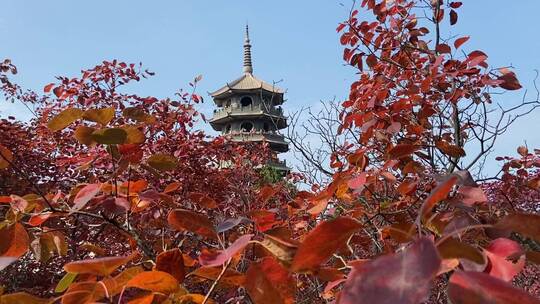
[91,128,127,145]
[83,107,115,125]
[47,108,84,132]
[55,272,77,293]
[148,154,178,171]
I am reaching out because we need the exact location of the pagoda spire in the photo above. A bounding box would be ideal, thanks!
[243,24,253,74]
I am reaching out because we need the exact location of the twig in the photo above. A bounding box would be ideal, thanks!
[202,258,232,304]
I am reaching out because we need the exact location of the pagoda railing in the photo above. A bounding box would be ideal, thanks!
[227,130,287,144]
[212,104,284,120]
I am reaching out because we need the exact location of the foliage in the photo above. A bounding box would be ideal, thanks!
[0,1,539,303]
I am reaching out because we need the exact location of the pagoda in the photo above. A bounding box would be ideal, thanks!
[209,25,289,172]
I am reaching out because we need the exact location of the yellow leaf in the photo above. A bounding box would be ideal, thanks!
[91,128,127,145]
[47,108,83,132]
[148,154,178,171]
[122,125,145,144]
[83,107,115,125]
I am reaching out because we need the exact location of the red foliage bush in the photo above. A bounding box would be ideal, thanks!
[0,1,539,303]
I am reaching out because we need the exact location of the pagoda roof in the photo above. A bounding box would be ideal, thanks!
[210,72,284,98]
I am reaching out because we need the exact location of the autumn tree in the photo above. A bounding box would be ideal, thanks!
[0,1,539,304]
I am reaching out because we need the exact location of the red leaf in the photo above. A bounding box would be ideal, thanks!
[199,234,253,267]
[498,70,522,90]
[44,83,55,93]
[388,144,419,159]
[494,213,540,242]
[167,209,217,240]
[454,36,470,49]
[64,253,137,276]
[28,212,53,226]
[436,43,451,54]
[484,238,525,282]
[457,186,487,206]
[420,175,459,219]
[258,185,278,203]
[450,1,462,9]
[53,86,64,98]
[450,9,458,25]
[467,50,488,67]
[347,172,367,190]
[72,184,101,211]
[188,192,218,209]
[366,54,377,68]
[249,210,279,232]
[339,238,441,304]
[448,271,539,304]
[291,217,361,272]
[437,238,485,264]
[155,249,186,283]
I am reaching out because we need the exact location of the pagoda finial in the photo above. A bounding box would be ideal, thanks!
[243,23,253,74]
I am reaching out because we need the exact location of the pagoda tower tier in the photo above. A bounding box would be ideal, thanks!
[209,25,289,155]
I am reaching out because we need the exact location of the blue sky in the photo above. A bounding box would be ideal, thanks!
[2,1,539,174]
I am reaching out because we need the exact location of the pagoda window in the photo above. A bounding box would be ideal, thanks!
[263,122,270,132]
[240,96,253,107]
[241,121,254,132]
[224,124,232,134]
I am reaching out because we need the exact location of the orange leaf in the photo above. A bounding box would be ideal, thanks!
[436,140,465,158]
[175,294,214,304]
[420,175,458,220]
[291,217,362,272]
[122,180,148,193]
[246,257,295,304]
[155,248,186,283]
[126,271,179,294]
[167,209,217,239]
[0,292,52,304]
[127,293,154,304]
[189,267,245,287]
[61,282,106,304]
[63,253,137,276]
[0,222,29,259]
[0,145,13,169]
[163,182,181,194]
[99,266,144,298]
